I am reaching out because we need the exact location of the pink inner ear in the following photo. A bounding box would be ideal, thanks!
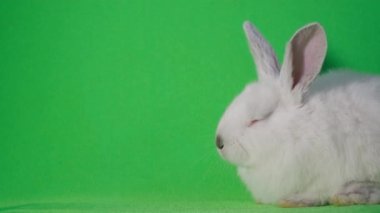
[291,26,326,89]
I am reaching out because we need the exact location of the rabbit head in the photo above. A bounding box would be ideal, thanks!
[216,21,327,166]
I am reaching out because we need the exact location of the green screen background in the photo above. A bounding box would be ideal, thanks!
[1,0,380,212]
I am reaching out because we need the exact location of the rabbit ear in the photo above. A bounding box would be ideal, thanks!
[280,23,327,102]
[243,21,280,81]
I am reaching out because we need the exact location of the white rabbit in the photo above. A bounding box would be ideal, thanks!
[215,21,380,207]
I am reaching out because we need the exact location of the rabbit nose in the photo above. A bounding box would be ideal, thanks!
[216,135,224,149]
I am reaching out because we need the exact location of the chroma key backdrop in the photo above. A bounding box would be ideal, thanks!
[1,0,380,212]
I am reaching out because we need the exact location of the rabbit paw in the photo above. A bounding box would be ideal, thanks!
[330,181,380,205]
[279,195,326,207]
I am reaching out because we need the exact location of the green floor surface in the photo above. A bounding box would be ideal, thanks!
[1,201,380,213]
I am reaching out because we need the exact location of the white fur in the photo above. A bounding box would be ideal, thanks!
[216,22,380,205]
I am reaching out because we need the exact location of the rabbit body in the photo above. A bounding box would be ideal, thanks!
[238,71,380,205]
